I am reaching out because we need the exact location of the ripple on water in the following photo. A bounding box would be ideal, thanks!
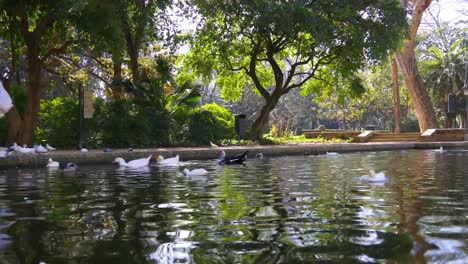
[0,149,467,263]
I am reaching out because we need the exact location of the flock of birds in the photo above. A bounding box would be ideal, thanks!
[4,140,429,183]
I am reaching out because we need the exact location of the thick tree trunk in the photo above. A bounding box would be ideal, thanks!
[396,47,437,131]
[396,0,437,132]
[250,97,280,139]
[391,56,401,133]
[111,52,124,100]
[19,54,42,145]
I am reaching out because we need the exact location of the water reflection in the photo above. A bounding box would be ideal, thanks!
[0,149,466,263]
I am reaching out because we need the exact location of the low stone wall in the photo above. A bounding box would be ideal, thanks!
[419,129,468,142]
[303,131,361,140]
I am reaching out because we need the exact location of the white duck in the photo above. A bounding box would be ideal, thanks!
[46,158,60,168]
[326,152,339,156]
[46,143,56,151]
[157,155,179,166]
[113,155,152,167]
[360,170,387,182]
[182,168,208,176]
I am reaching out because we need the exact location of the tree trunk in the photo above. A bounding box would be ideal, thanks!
[111,52,124,100]
[391,55,401,133]
[396,48,437,131]
[250,97,280,139]
[19,52,42,145]
[396,0,437,132]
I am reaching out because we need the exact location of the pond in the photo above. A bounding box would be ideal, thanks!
[0,149,467,263]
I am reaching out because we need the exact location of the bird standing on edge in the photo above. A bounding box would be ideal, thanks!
[113,155,152,167]
[217,150,248,165]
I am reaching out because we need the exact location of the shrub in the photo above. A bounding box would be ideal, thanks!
[202,103,235,139]
[36,97,80,148]
[172,104,235,146]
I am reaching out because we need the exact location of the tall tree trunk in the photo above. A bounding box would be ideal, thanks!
[396,0,437,132]
[250,97,280,139]
[111,52,124,100]
[19,50,42,145]
[391,55,401,133]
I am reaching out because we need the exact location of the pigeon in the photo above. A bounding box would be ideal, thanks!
[35,144,48,153]
[46,144,56,151]
[12,143,35,154]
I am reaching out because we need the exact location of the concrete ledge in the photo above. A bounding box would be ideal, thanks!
[357,130,374,143]
[419,128,468,142]
[2,141,468,169]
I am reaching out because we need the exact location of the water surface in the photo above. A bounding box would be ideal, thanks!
[0,149,467,263]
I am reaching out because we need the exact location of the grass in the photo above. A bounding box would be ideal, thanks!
[220,134,352,146]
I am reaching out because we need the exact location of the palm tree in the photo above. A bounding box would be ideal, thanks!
[420,32,467,127]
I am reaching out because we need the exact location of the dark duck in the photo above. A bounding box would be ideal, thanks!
[217,150,249,165]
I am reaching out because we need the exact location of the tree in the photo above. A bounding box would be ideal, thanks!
[418,25,467,127]
[182,0,407,139]
[0,0,86,145]
[391,55,401,132]
[117,0,171,86]
[395,0,438,131]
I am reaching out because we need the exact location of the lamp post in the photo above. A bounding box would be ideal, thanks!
[464,85,468,128]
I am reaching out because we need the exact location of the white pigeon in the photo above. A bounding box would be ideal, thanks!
[46,158,59,168]
[35,144,48,153]
[157,155,179,166]
[0,147,9,158]
[113,155,152,167]
[182,168,208,176]
[46,144,56,151]
[13,143,35,154]
[360,170,387,182]
[81,148,88,153]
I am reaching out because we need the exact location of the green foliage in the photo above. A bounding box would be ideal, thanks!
[401,118,420,133]
[260,134,351,145]
[94,99,170,147]
[173,104,235,146]
[9,84,27,117]
[203,103,234,132]
[36,97,79,148]
[182,0,407,138]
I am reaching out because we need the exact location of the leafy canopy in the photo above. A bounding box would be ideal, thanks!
[180,0,407,101]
